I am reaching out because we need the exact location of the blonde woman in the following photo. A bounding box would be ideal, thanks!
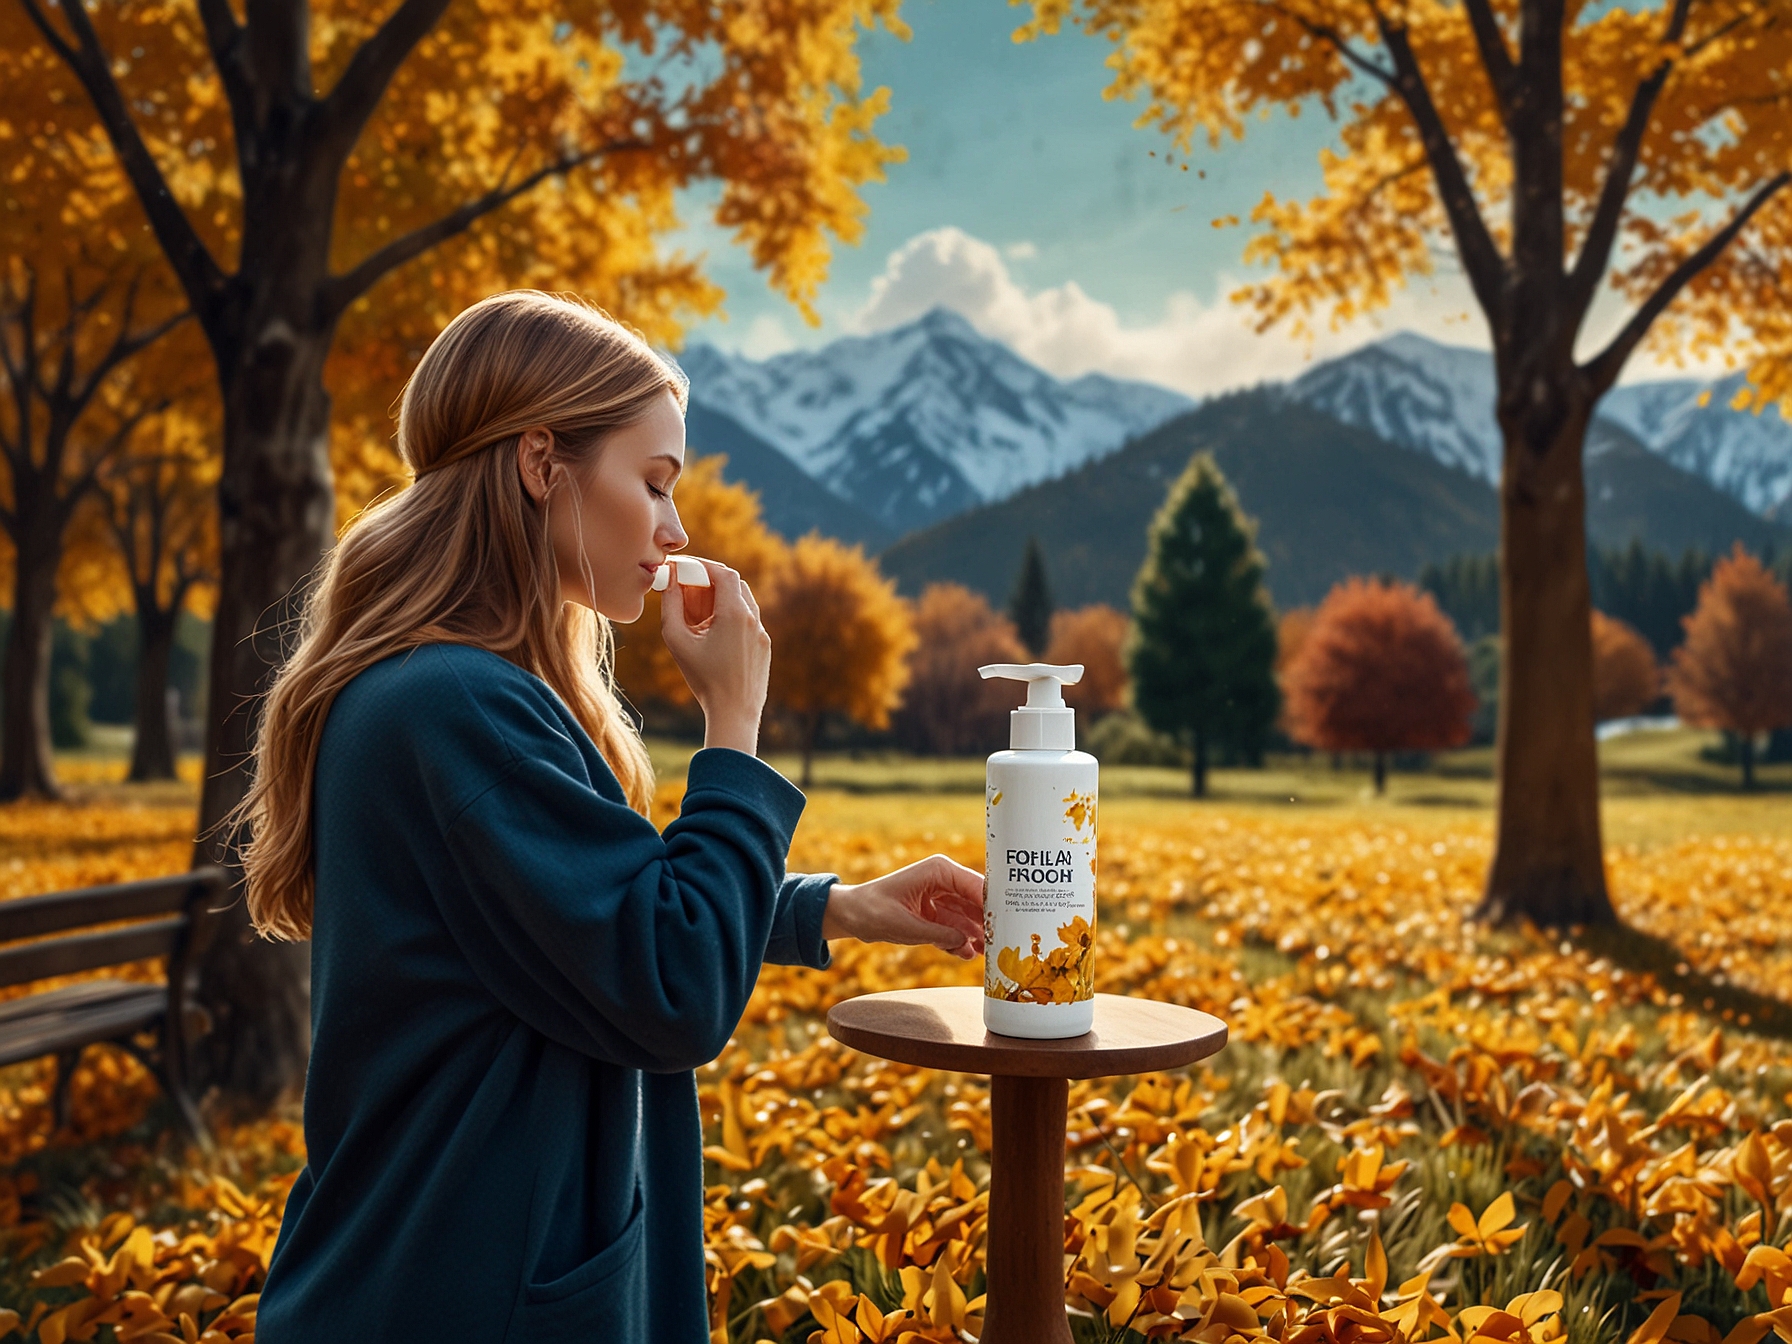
[241,291,986,1342]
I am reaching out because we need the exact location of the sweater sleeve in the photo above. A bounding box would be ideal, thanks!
[429,674,813,1072]
[765,872,836,970]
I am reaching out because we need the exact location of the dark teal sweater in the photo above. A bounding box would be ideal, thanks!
[257,643,835,1343]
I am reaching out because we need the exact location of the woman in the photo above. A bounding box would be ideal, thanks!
[241,290,987,1342]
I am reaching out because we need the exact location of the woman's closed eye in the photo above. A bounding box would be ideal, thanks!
[647,480,671,500]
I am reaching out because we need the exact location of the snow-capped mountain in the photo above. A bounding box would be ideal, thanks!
[1600,375,1792,517]
[1289,332,1503,482]
[677,309,1193,534]
[1288,332,1792,516]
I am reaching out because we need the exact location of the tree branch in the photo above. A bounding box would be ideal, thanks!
[1461,0,1519,124]
[1584,171,1792,394]
[314,0,454,169]
[1377,19,1508,320]
[15,0,226,318]
[193,0,256,155]
[1565,0,1694,318]
[1266,4,1395,83]
[322,140,649,317]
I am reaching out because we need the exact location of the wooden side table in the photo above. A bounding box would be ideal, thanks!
[827,986,1228,1344]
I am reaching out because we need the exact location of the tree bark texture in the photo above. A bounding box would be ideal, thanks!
[0,518,63,801]
[128,604,179,781]
[1477,397,1616,927]
[189,321,337,1111]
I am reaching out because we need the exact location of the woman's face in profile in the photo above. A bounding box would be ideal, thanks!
[520,388,690,622]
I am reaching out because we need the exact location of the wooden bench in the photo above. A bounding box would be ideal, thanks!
[0,867,224,1147]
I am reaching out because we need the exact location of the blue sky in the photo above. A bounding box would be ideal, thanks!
[671,0,1485,393]
[671,1,1709,394]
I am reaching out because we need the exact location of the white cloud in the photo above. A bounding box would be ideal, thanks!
[852,227,1502,396]
[738,314,797,360]
[1003,240,1039,261]
[848,226,1734,395]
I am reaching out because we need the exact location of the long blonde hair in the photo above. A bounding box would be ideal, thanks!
[236,290,684,941]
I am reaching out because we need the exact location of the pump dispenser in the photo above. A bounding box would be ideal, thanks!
[979,663,1099,1039]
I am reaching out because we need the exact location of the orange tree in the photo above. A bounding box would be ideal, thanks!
[1666,545,1792,789]
[92,406,219,783]
[16,0,905,1104]
[1022,0,1792,924]
[762,536,916,786]
[1045,604,1130,720]
[1284,578,1476,793]
[0,19,191,800]
[893,582,1028,756]
[1590,609,1657,723]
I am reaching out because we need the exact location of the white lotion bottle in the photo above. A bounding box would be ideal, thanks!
[979,663,1098,1039]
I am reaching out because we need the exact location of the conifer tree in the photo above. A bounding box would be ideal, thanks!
[1126,454,1279,797]
[1008,536,1054,658]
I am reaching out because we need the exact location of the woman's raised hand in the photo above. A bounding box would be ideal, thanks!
[821,855,987,960]
[661,560,770,757]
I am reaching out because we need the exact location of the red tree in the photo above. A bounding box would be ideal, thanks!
[1591,611,1659,723]
[1666,546,1792,789]
[1045,604,1129,719]
[893,583,1027,756]
[1285,579,1476,793]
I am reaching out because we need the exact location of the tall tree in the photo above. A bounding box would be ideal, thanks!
[94,409,218,781]
[1590,610,1658,723]
[1284,578,1477,793]
[1126,453,1279,797]
[1666,546,1792,789]
[1025,0,1792,925]
[762,536,915,787]
[0,26,188,798]
[893,582,1028,756]
[18,0,904,1105]
[1008,535,1054,658]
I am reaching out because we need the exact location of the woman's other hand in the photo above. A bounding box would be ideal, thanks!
[661,560,771,757]
[822,855,986,960]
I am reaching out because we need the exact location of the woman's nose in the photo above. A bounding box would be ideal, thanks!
[659,509,689,552]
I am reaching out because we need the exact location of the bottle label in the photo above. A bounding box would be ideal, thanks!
[984,770,1097,1005]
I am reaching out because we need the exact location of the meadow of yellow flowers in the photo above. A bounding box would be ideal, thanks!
[0,773,1789,1344]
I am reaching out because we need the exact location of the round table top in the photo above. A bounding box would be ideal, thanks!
[826,987,1228,1079]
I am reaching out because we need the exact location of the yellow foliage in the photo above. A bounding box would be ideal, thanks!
[4,791,1792,1342]
[763,536,917,740]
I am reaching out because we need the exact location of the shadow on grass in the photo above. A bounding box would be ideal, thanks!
[1573,921,1792,1041]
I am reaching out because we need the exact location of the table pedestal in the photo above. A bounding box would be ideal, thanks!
[983,1074,1074,1344]
[825,988,1227,1344]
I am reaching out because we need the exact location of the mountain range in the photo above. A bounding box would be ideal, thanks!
[1290,331,1792,517]
[674,311,1791,605]
[678,309,1191,536]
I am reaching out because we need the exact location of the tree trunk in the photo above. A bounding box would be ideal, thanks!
[128,605,179,781]
[1741,732,1756,791]
[0,519,65,801]
[189,316,337,1113]
[1373,751,1387,795]
[1477,405,1617,927]
[1191,730,1207,797]
[800,712,820,788]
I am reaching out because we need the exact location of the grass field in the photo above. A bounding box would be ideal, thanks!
[0,727,1786,1343]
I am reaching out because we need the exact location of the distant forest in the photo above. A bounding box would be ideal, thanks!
[1421,540,1792,656]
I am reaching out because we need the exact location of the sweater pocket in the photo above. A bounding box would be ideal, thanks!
[508,1189,647,1341]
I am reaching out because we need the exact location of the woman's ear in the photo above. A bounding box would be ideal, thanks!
[516,427,556,504]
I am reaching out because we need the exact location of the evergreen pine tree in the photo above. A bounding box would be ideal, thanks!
[1127,453,1279,796]
[1008,536,1053,658]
